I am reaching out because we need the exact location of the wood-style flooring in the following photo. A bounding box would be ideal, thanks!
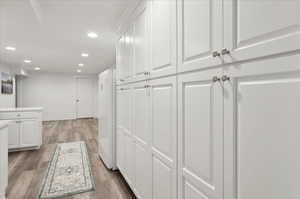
[7,119,136,199]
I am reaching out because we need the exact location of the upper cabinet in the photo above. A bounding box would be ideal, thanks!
[117,26,134,84]
[149,0,177,78]
[117,0,300,79]
[178,0,223,72]
[223,0,300,63]
[133,2,150,82]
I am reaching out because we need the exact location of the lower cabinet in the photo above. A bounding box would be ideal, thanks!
[8,119,41,150]
[178,69,224,199]
[223,55,300,199]
[0,110,43,151]
[117,76,177,199]
[117,54,300,199]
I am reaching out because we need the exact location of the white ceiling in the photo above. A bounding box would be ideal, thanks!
[0,0,137,74]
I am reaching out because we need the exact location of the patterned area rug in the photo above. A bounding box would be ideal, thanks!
[38,141,95,199]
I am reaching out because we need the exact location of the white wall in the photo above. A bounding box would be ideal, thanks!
[17,72,98,121]
[0,64,16,108]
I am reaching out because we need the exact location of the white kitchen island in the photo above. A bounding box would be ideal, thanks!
[0,107,43,152]
[0,121,9,199]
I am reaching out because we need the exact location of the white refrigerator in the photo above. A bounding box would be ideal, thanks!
[98,68,116,170]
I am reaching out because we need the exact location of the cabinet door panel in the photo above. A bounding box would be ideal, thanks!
[20,120,38,147]
[117,86,132,135]
[178,70,223,199]
[135,142,152,199]
[184,181,209,199]
[153,157,173,199]
[8,121,19,148]
[132,84,149,144]
[133,4,149,81]
[151,78,176,158]
[150,76,177,199]
[224,0,300,63]
[116,131,125,173]
[178,0,222,72]
[150,0,177,77]
[125,134,135,187]
[224,72,300,199]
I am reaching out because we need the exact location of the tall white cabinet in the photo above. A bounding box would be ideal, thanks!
[116,0,300,199]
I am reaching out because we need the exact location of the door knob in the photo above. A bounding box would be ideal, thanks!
[212,51,220,58]
[221,48,230,55]
[221,75,230,82]
[212,76,220,82]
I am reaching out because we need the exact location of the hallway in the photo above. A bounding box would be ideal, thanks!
[6,119,136,199]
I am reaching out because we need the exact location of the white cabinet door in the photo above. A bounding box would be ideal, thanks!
[224,0,300,63]
[178,69,223,199]
[124,134,136,188]
[116,85,132,175]
[132,82,150,145]
[8,121,19,149]
[149,0,177,78]
[116,37,123,83]
[223,60,300,199]
[178,0,223,73]
[133,2,149,82]
[117,86,132,135]
[20,120,38,147]
[135,141,152,199]
[116,130,126,174]
[124,25,134,81]
[149,76,177,199]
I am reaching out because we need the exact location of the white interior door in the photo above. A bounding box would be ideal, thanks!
[178,69,223,199]
[76,77,94,119]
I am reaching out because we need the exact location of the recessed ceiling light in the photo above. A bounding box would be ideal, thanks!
[24,59,32,63]
[81,53,89,57]
[77,69,82,73]
[5,46,16,51]
[34,67,40,71]
[78,63,84,67]
[87,32,98,38]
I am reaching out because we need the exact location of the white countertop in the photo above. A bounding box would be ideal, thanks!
[0,120,10,129]
[0,107,43,112]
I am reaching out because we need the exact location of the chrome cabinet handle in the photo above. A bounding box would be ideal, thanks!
[221,48,230,55]
[144,71,150,76]
[221,75,230,82]
[212,76,220,82]
[212,51,220,58]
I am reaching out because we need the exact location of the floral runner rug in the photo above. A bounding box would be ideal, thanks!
[38,141,95,199]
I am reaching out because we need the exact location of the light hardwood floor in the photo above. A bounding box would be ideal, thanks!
[7,119,136,199]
